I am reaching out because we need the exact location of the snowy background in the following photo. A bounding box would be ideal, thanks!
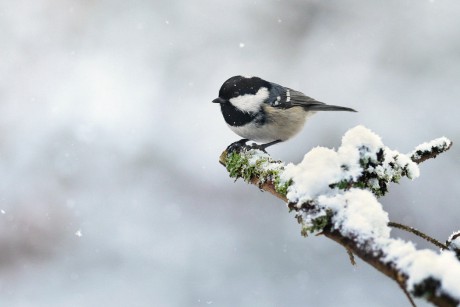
[1,0,459,306]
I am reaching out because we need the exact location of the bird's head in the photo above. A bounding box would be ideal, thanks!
[212,76,271,113]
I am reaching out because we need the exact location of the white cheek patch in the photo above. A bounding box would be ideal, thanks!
[229,87,269,113]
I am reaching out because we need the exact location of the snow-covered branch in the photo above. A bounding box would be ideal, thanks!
[219,125,457,307]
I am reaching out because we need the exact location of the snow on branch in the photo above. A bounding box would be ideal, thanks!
[409,137,452,164]
[219,125,457,307]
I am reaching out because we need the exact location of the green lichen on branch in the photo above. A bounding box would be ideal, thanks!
[274,176,292,196]
[221,149,291,197]
[225,151,254,181]
[299,210,332,237]
[289,200,333,237]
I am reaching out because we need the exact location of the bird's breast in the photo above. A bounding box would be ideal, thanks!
[226,106,313,143]
[220,102,257,126]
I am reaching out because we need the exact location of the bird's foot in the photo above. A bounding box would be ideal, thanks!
[248,140,282,153]
[227,139,281,154]
[226,139,250,154]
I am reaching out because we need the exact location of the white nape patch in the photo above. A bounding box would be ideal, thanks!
[242,75,254,78]
[229,87,269,113]
[286,89,291,102]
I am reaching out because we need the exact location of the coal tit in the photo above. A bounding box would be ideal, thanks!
[213,75,357,151]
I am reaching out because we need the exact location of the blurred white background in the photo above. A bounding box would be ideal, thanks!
[0,0,459,306]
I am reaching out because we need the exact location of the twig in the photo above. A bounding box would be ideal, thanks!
[346,248,356,266]
[388,221,448,250]
[396,273,417,307]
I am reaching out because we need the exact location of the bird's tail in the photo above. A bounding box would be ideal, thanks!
[306,104,357,112]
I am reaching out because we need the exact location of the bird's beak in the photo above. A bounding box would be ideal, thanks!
[212,97,226,104]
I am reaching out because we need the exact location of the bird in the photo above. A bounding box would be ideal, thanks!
[212,75,357,151]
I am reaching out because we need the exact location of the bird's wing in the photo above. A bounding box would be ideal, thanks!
[267,83,356,112]
[266,83,325,109]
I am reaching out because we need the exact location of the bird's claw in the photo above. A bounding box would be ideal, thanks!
[227,139,280,154]
[226,139,250,154]
[248,143,268,153]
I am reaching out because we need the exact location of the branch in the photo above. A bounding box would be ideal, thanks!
[409,137,453,164]
[219,126,457,307]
